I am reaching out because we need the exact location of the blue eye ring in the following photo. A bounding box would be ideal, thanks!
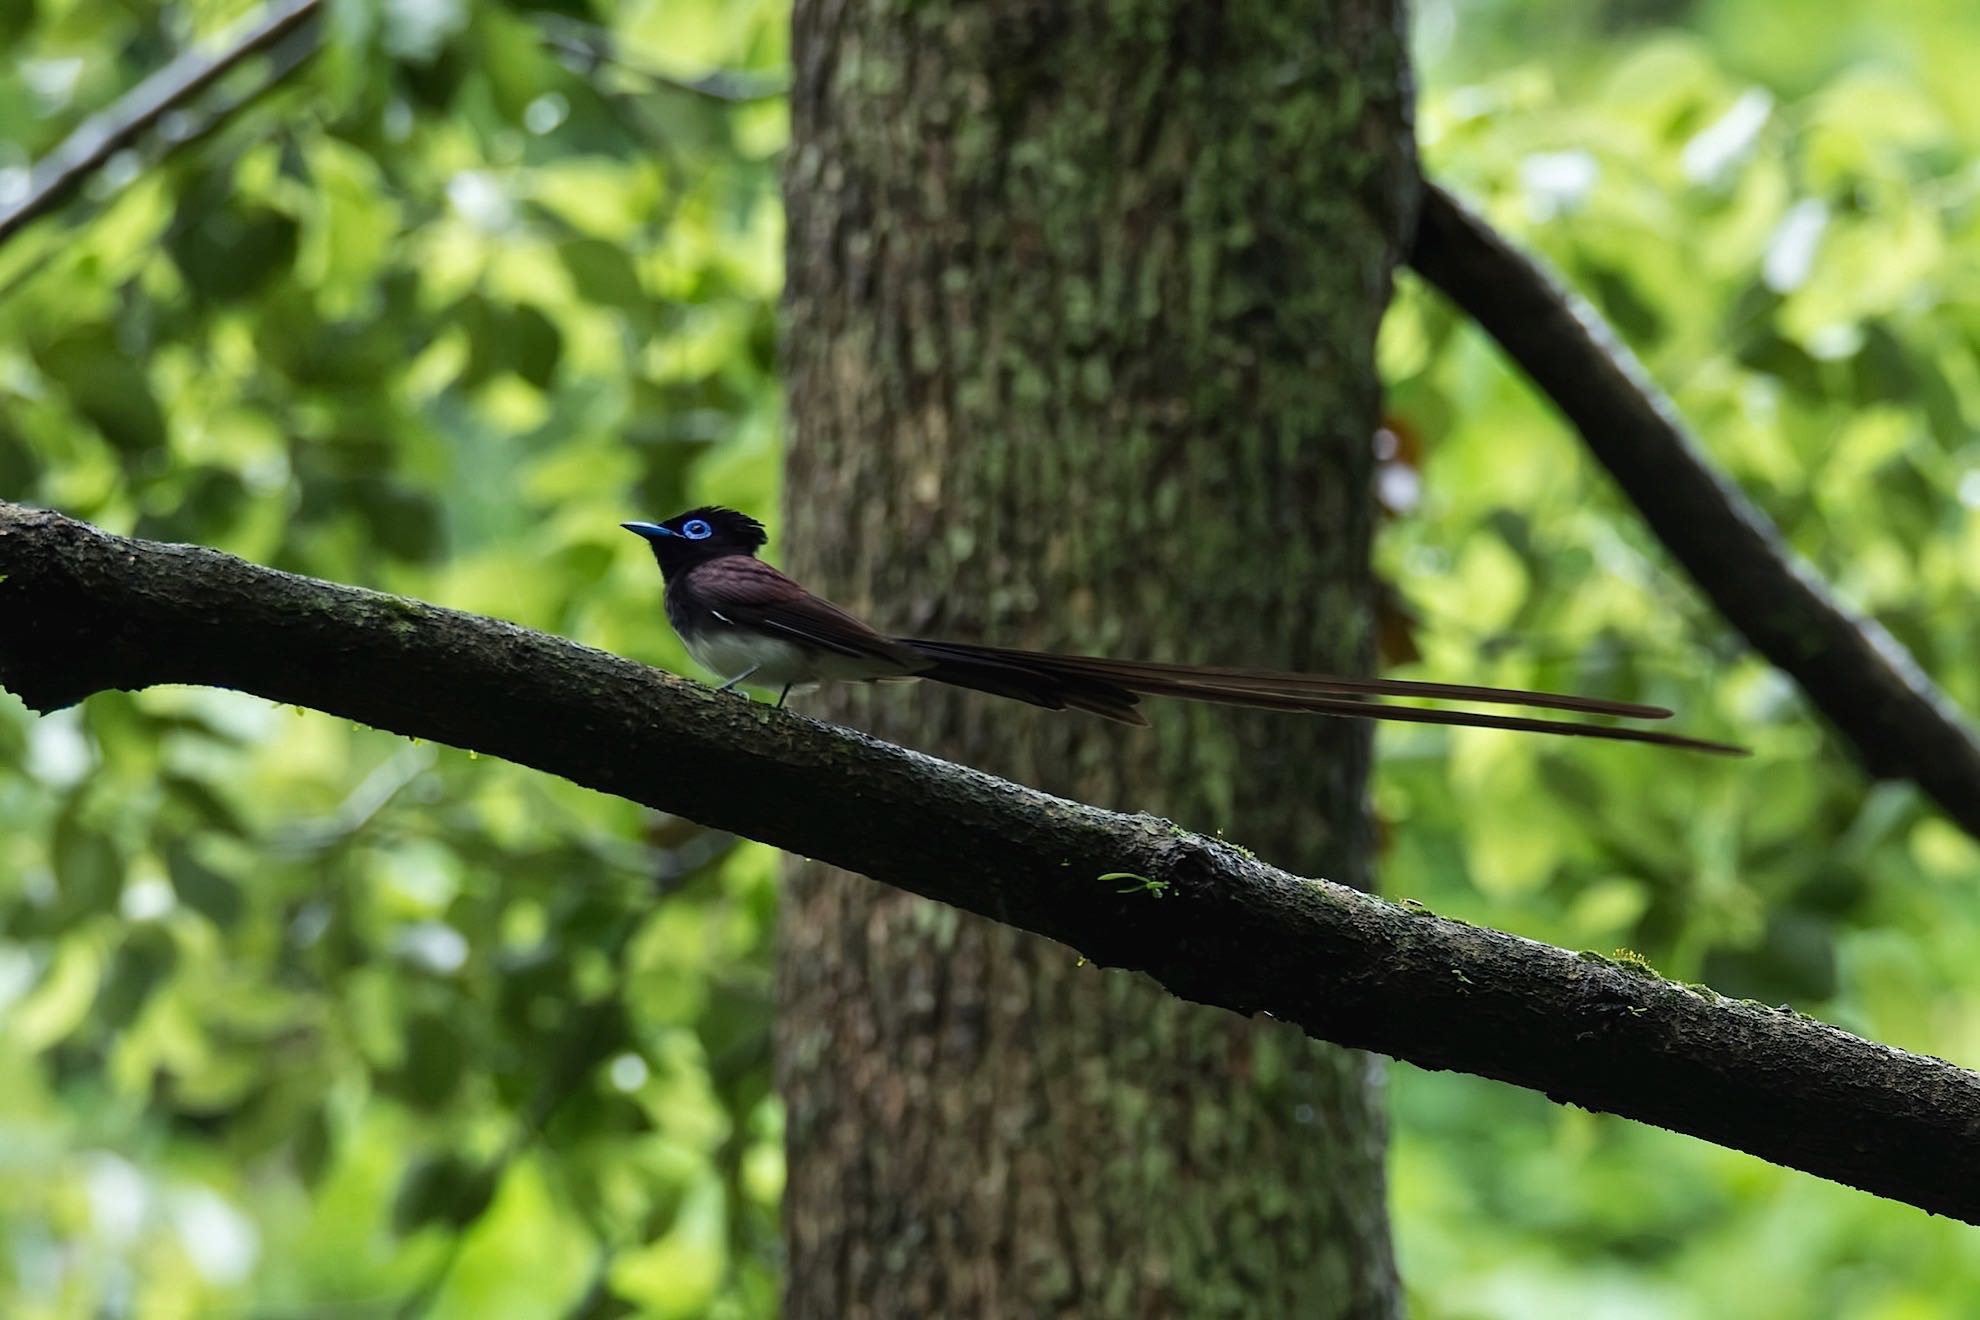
[681,518,712,540]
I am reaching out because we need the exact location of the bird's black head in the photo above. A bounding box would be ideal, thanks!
[622,507,768,578]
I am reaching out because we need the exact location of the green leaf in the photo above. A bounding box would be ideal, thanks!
[0,0,37,45]
[392,1152,500,1234]
[165,840,244,929]
[0,417,39,494]
[1733,326,1827,399]
[91,925,177,1029]
[292,1104,334,1187]
[1575,259,1666,348]
[159,772,250,838]
[32,328,167,458]
[351,477,445,562]
[453,297,562,390]
[559,238,644,308]
[508,304,563,389]
[51,804,121,924]
[165,207,300,303]
[385,1009,466,1110]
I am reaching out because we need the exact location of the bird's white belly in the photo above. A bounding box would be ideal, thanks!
[685,629,816,687]
[685,628,909,690]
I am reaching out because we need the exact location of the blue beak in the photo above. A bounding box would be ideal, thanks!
[622,521,673,540]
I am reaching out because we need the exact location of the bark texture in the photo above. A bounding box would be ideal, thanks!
[778,1,1415,1314]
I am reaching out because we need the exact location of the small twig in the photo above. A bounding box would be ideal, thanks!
[536,16,788,103]
[0,0,323,248]
[0,34,319,310]
[1407,181,1980,840]
[269,741,436,856]
[0,1,777,266]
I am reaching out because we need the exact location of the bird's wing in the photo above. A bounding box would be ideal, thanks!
[685,557,927,668]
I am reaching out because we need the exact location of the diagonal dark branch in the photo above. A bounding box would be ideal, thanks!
[1407,181,1980,840]
[3,500,1978,1222]
[0,0,785,258]
[0,0,324,247]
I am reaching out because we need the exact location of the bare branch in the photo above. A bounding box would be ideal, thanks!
[3,500,1977,1222]
[1408,181,1980,840]
[0,0,323,248]
[538,18,789,103]
[0,1,781,259]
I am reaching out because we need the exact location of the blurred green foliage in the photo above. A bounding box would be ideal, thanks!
[1391,0,1980,1314]
[1,1,786,1314]
[2,0,1978,1315]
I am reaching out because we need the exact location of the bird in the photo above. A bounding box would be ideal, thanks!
[622,507,1745,755]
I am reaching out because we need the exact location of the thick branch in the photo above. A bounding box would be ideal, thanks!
[1407,182,1980,839]
[0,0,323,246]
[3,502,1977,1221]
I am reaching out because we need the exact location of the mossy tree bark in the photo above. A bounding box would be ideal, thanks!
[779,1,1416,1313]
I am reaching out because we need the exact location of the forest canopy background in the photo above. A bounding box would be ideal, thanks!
[4,0,1980,1315]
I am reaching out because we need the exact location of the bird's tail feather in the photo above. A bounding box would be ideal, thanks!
[899,638,1745,755]
[904,640,1149,724]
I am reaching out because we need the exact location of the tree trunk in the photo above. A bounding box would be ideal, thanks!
[778,1,1416,1314]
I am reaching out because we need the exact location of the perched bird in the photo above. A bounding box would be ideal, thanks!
[623,507,1743,754]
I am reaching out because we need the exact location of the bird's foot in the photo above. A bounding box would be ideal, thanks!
[714,665,761,694]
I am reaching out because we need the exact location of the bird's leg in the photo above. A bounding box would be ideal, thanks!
[777,684,792,708]
[715,665,761,693]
